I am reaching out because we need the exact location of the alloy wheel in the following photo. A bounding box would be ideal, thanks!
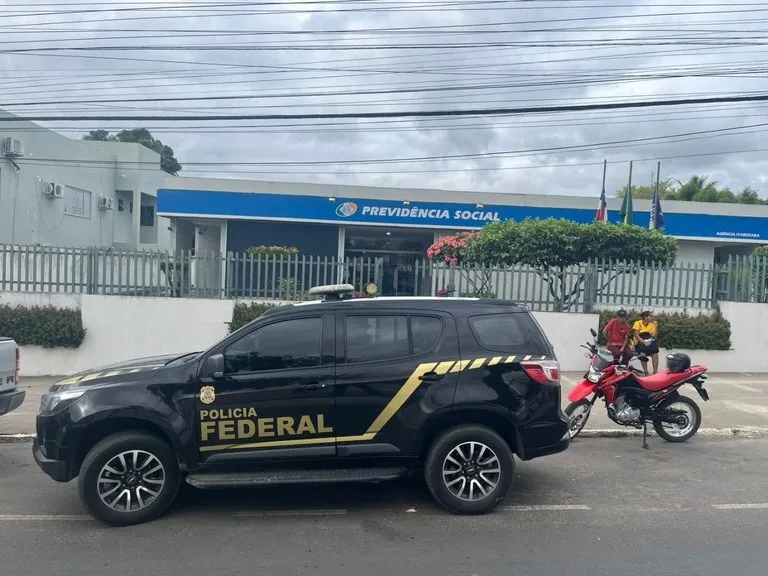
[97,450,166,513]
[442,441,501,501]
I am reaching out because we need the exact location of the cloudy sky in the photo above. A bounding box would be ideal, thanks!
[2,0,767,197]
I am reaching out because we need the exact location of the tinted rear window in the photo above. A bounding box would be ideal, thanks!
[468,312,553,355]
[411,316,442,355]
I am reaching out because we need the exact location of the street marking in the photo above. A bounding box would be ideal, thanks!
[233,509,348,517]
[503,504,591,511]
[0,514,93,521]
[722,400,768,418]
[725,382,761,394]
[712,503,768,510]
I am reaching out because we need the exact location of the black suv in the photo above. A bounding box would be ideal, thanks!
[33,285,570,526]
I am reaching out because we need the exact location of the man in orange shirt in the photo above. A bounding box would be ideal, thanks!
[603,309,632,365]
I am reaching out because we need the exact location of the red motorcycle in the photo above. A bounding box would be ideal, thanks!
[564,329,710,449]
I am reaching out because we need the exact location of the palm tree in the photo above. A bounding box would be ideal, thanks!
[675,175,719,202]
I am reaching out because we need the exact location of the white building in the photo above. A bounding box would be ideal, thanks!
[0,108,170,250]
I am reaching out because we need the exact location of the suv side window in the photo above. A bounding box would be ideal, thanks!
[345,316,409,363]
[223,316,323,374]
[468,313,529,352]
[411,315,442,355]
[344,314,443,363]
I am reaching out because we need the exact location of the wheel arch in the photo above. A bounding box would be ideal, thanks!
[417,407,517,459]
[71,417,180,477]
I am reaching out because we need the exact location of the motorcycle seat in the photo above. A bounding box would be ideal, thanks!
[635,369,693,391]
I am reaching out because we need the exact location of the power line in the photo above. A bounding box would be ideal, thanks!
[14,121,768,167]
[16,147,768,177]
[5,94,768,122]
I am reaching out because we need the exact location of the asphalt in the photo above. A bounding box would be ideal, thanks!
[2,437,768,575]
[4,373,768,438]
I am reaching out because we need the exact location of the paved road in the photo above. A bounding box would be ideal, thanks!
[2,437,767,575]
[3,373,768,437]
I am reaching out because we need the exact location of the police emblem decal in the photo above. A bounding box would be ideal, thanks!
[200,385,216,405]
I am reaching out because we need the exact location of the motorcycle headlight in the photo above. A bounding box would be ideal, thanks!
[39,388,87,416]
[587,365,602,383]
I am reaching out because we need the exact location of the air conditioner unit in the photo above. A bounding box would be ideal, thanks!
[98,196,114,210]
[1,137,24,158]
[41,181,64,199]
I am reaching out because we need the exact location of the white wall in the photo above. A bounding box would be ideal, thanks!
[5,293,233,376]
[3,292,765,376]
[532,311,599,372]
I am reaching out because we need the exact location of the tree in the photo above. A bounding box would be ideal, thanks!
[616,178,677,200]
[459,219,678,311]
[83,128,182,175]
[616,174,767,204]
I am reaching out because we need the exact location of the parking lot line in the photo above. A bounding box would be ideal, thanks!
[503,504,591,511]
[232,509,349,517]
[712,503,768,510]
[0,514,93,521]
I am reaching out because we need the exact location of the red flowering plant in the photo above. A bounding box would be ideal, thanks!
[427,231,494,297]
[426,231,477,265]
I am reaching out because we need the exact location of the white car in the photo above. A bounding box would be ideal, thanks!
[0,337,24,416]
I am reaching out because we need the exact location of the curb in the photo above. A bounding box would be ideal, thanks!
[0,434,36,444]
[578,427,768,439]
[3,428,768,444]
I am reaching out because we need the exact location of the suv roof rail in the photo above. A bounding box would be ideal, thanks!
[307,283,355,301]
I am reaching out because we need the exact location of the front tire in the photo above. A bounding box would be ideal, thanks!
[424,425,514,515]
[564,400,592,439]
[78,431,180,526]
[652,395,701,442]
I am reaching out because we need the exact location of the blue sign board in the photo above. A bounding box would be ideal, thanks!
[157,188,768,242]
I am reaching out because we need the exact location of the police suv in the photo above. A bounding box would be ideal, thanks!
[33,284,570,526]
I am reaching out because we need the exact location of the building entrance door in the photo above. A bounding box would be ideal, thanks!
[344,226,434,296]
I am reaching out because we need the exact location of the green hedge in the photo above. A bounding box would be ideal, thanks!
[228,302,277,333]
[0,305,86,348]
[597,309,731,351]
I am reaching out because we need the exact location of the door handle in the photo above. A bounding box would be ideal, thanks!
[419,372,445,383]
[302,381,326,391]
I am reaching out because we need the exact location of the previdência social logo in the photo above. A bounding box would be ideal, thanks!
[335,202,358,217]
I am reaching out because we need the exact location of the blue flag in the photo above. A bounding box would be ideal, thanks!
[650,185,665,231]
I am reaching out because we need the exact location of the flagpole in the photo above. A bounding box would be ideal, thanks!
[627,160,633,195]
[601,159,607,193]
[655,161,661,194]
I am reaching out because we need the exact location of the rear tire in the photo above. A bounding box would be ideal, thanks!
[424,425,514,515]
[78,431,180,526]
[652,395,701,442]
[564,400,592,439]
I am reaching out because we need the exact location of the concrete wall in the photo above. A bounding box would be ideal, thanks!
[1,292,233,376]
[2,292,764,376]
[0,109,169,250]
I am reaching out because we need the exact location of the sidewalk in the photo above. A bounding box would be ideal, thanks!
[2,374,768,438]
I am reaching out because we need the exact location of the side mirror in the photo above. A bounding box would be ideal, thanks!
[590,328,597,337]
[203,353,225,380]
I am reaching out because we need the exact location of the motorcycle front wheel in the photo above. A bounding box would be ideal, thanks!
[564,400,592,439]
[652,395,701,442]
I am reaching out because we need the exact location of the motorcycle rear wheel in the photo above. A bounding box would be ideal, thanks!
[652,395,701,442]
[564,400,592,439]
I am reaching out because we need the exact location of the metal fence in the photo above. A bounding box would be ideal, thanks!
[1,244,767,311]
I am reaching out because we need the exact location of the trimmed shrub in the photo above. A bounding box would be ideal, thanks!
[246,245,300,256]
[597,309,731,351]
[0,304,86,348]
[228,301,277,333]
